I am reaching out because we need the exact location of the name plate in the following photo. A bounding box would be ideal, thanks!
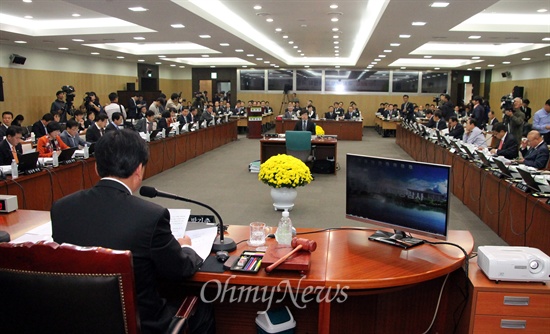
[248,116,262,122]
[188,215,216,224]
[516,183,530,193]
[492,170,506,178]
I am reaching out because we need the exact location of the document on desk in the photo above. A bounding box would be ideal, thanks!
[10,222,53,243]
[168,208,191,239]
[168,209,216,260]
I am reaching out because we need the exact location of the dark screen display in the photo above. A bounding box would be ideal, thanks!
[346,154,450,239]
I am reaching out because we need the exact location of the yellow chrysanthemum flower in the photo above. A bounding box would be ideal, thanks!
[258,154,313,188]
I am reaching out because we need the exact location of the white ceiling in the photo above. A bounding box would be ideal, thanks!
[0,0,549,70]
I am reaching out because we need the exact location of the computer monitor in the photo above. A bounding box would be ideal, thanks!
[346,154,451,248]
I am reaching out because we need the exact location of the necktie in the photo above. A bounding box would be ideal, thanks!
[303,121,307,131]
[147,122,152,133]
[11,146,18,164]
[498,140,503,150]
[100,128,105,136]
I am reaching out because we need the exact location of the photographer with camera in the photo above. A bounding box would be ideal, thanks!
[50,90,68,123]
[502,97,525,145]
[83,92,101,119]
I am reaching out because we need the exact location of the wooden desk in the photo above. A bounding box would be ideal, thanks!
[0,210,51,240]
[275,119,363,141]
[191,226,473,334]
[374,117,400,137]
[259,137,338,174]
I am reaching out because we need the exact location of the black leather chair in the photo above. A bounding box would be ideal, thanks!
[0,241,197,334]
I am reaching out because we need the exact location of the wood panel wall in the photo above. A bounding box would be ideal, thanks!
[159,79,192,103]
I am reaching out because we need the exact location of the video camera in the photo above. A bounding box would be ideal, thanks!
[500,95,513,111]
[62,85,76,115]
[433,96,440,104]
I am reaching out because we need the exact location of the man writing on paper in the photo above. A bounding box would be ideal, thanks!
[51,130,214,334]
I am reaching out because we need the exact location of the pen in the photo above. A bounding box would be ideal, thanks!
[253,259,262,271]
[245,257,257,270]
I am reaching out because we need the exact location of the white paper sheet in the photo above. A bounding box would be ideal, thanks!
[185,225,218,261]
[168,208,191,239]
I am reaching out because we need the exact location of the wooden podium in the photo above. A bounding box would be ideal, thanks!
[247,107,263,139]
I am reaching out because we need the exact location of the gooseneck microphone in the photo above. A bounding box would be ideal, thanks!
[139,186,236,252]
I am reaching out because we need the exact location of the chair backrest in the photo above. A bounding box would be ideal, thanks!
[0,241,140,334]
[285,131,312,163]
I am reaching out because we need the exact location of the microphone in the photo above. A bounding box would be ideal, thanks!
[139,186,237,252]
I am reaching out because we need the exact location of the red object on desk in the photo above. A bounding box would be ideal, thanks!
[261,244,312,272]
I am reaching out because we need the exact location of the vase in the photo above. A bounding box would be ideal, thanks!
[270,187,298,211]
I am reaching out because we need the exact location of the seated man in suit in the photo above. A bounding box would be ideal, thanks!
[463,118,487,148]
[447,116,464,140]
[487,110,499,127]
[178,108,190,125]
[324,106,336,120]
[283,104,295,119]
[60,119,88,148]
[200,105,215,124]
[0,126,23,165]
[106,112,124,132]
[431,111,447,130]
[293,110,316,135]
[307,105,317,120]
[37,121,70,157]
[518,130,549,169]
[51,129,215,334]
[135,110,157,133]
[31,113,53,139]
[157,111,172,135]
[86,114,109,143]
[489,122,518,159]
[382,104,399,119]
[424,110,435,128]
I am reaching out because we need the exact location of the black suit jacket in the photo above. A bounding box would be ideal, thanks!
[0,140,22,165]
[127,98,138,119]
[105,122,120,132]
[51,179,202,333]
[157,118,170,134]
[521,142,550,169]
[85,124,103,143]
[448,123,465,140]
[434,119,447,130]
[495,133,518,159]
[177,115,188,125]
[293,120,316,135]
[32,120,48,138]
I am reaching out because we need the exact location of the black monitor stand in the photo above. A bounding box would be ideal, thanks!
[368,230,425,249]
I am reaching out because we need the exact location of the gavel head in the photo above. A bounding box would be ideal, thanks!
[291,237,317,252]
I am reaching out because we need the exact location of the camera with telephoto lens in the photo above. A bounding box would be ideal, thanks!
[500,95,513,111]
[433,96,440,103]
[62,85,76,115]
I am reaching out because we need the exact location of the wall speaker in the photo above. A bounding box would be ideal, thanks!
[127,82,136,91]
[501,71,511,78]
[9,54,26,65]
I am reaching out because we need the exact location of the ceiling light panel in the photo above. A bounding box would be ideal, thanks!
[411,42,548,57]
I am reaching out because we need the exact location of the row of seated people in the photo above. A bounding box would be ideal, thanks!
[283,101,362,121]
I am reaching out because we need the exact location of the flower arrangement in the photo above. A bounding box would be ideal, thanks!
[258,154,313,188]
[315,125,325,136]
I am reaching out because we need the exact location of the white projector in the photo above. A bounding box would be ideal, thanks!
[478,246,550,283]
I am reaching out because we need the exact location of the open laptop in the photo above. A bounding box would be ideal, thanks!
[149,129,161,141]
[516,167,550,193]
[492,158,521,179]
[460,144,480,161]
[17,151,40,174]
[476,151,496,168]
[58,147,77,163]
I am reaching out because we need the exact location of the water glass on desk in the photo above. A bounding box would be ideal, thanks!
[248,222,271,249]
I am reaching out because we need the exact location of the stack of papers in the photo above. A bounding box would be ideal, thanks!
[249,160,261,173]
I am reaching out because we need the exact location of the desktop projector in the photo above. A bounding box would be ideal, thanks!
[478,246,550,283]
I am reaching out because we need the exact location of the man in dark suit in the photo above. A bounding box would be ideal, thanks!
[85,113,108,143]
[51,130,214,334]
[447,116,464,140]
[401,95,415,121]
[126,93,140,120]
[106,112,124,132]
[157,111,171,135]
[519,130,549,169]
[489,122,518,159]
[135,110,157,133]
[178,108,190,125]
[294,110,316,135]
[324,106,337,120]
[429,111,446,130]
[59,119,88,148]
[31,113,53,139]
[487,110,499,128]
[0,126,23,165]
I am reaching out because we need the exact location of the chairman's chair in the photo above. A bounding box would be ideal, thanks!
[285,130,315,164]
[0,241,197,334]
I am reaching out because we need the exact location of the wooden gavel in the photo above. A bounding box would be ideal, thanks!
[265,237,317,273]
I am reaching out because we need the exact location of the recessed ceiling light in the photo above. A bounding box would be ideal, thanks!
[199,35,211,38]
[374,58,381,61]
[305,65,310,68]
[247,54,254,57]
[333,35,339,38]
[72,39,84,42]
[256,58,263,60]
[412,22,426,26]
[242,65,248,68]
[219,43,229,46]
[502,61,511,64]
[330,4,338,9]
[383,49,392,52]
[235,49,244,52]
[133,37,145,40]
[332,28,339,32]
[537,9,547,13]
[472,56,480,59]
[542,37,550,41]
[390,43,400,47]
[266,18,273,22]
[170,64,176,67]
[254,5,262,10]
[297,50,302,52]
[371,62,377,64]
[334,46,340,49]
[334,41,339,44]
[487,64,494,67]
[289,41,294,44]
[378,55,386,58]
[138,59,145,62]
[171,24,185,28]
[72,13,80,17]
[430,2,449,8]
[522,58,531,61]
[155,62,162,64]
[128,7,148,12]
[91,52,100,55]
[264,61,270,63]
[158,55,166,58]
[117,56,124,59]
[23,0,33,3]
[400,67,406,69]
[469,35,481,39]
[179,66,185,68]
[546,53,550,56]
[475,67,481,69]
[434,67,440,70]
[367,65,373,68]
[331,18,339,22]
[201,55,209,57]
[275,28,282,32]
[210,66,216,68]
[283,35,288,39]
[399,34,411,38]
[335,65,340,68]
[58,47,68,50]
[24,15,33,19]
[293,46,298,49]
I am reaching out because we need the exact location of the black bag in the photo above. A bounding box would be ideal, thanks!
[311,159,335,174]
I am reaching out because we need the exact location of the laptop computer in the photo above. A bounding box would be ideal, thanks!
[149,129,161,141]
[460,144,480,161]
[476,151,496,168]
[58,147,77,162]
[492,158,521,179]
[17,151,40,173]
[516,167,550,193]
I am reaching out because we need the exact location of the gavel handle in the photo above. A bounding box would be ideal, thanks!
[265,244,303,273]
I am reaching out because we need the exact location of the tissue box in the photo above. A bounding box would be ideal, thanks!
[256,306,296,334]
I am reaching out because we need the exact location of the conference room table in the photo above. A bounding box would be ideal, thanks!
[396,124,550,256]
[373,116,400,137]
[275,119,363,141]
[0,121,238,211]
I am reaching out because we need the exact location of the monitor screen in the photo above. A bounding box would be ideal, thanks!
[346,154,451,243]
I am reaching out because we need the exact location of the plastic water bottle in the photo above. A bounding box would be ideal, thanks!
[11,159,18,179]
[83,144,89,159]
[175,124,180,135]
[30,132,36,143]
[52,150,59,167]
[275,210,293,246]
[145,132,151,142]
